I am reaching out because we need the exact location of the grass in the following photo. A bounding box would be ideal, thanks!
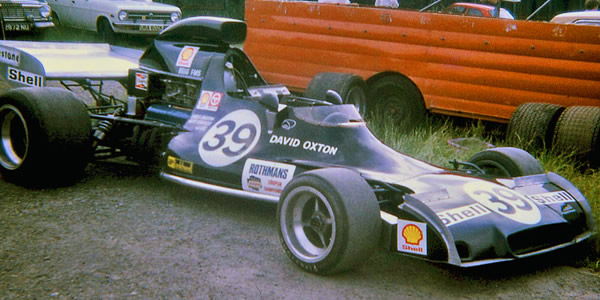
[366,113,600,270]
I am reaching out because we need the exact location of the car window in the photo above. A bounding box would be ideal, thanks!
[447,6,467,14]
[467,9,484,17]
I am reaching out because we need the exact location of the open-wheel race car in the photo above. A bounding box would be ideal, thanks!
[0,17,596,274]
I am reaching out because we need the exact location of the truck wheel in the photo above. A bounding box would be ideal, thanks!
[468,147,544,178]
[368,75,425,129]
[277,168,381,274]
[304,72,368,117]
[506,103,564,150]
[98,18,117,44]
[0,88,92,186]
[552,106,600,166]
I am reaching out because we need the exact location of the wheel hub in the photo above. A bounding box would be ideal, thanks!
[309,215,323,230]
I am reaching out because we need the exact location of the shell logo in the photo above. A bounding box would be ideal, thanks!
[200,92,211,104]
[402,224,423,245]
[180,48,195,62]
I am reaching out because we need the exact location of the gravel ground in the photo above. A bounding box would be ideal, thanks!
[1,161,600,299]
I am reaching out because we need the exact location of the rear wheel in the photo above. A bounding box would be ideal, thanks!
[277,168,381,274]
[552,106,600,166]
[305,72,368,117]
[368,75,426,130]
[468,147,544,178]
[0,88,92,186]
[506,102,564,150]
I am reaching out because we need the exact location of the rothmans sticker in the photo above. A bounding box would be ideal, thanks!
[176,46,199,68]
[242,158,296,196]
[397,220,427,256]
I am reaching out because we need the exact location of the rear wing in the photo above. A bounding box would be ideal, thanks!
[0,41,143,88]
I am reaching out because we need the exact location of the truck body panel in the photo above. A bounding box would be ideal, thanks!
[244,0,600,122]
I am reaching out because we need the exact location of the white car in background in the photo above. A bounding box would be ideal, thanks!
[48,0,181,42]
[551,10,600,26]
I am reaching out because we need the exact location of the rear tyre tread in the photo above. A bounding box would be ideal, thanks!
[506,102,564,150]
[552,106,600,166]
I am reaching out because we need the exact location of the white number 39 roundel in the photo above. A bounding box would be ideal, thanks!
[199,110,261,167]
[464,181,541,225]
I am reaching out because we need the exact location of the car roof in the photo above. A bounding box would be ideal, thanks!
[551,10,600,24]
[449,2,495,11]
[446,2,515,19]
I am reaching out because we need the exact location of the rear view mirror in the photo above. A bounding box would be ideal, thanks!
[325,90,343,105]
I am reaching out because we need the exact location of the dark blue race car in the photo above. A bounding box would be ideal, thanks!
[0,17,595,274]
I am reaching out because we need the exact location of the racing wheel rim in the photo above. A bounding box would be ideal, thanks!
[0,104,29,170]
[280,186,336,263]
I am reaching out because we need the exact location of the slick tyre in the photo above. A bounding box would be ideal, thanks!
[305,72,368,117]
[468,147,544,178]
[552,106,600,167]
[506,102,564,150]
[0,88,92,186]
[368,75,426,130]
[277,168,381,274]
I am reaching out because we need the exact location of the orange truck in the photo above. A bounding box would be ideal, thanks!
[243,0,600,162]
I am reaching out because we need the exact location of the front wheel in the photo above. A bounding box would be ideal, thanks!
[98,18,117,44]
[468,147,544,178]
[277,168,381,274]
[0,88,91,186]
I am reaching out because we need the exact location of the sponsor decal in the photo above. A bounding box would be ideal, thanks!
[464,181,541,225]
[7,67,43,87]
[524,190,576,205]
[437,203,491,227]
[269,134,338,156]
[199,110,261,167]
[190,69,202,78]
[247,175,262,191]
[282,119,296,130]
[176,46,199,68]
[184,115,215,132]
[135,72,148,91]
[0,47,20,66]
[242,158,296,196]
[196,91,223,112]
[167,156,193,174]
[178,67,190,76]
[397,220,427,256]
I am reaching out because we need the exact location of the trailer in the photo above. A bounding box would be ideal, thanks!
[244,0,600,163]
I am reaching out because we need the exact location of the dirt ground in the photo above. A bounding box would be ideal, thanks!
[1,161,599,299]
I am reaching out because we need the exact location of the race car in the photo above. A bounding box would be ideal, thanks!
[0,17,595,274]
